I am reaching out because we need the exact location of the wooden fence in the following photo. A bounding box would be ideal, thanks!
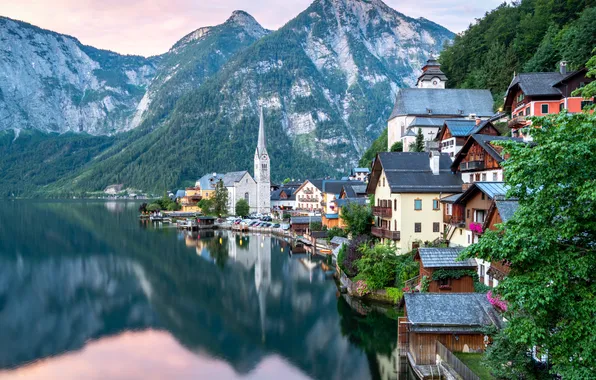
[435,341,480,380]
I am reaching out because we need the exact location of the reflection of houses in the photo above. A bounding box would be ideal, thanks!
[387,57,494,152]
[254,235,271,341]
[367,152,462,253]
[504,62,595,137]
[415,248,477,293]
[402,293,503,366]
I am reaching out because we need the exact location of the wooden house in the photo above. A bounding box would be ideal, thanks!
[482,197,519,284]
[451,135,523,185]
[290,216,322,235]
[403,293,503,365]
[414,248,477,293]
[436,119,499,159]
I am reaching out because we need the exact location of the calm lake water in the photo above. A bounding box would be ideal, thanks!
[0,200,411,380]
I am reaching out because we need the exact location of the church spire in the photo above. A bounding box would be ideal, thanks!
[256,107,268,156]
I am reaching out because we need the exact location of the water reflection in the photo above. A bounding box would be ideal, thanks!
[0,201,399,379]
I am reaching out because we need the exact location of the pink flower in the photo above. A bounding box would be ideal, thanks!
[470,222,484,234]
[487,290,508,312]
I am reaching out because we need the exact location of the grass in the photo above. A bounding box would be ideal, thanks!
[454,353,495,379]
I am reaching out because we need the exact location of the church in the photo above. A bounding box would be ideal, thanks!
[195,107,271,215]
[387,57,495,151]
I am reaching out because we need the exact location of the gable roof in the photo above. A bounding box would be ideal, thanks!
[197,173,225,191]
[495,199,519,223]
[507,72,564,97]
[452,135,524,171]
[222,171,252,187]
[439,119,491,139]
[335,197,368,207]
[389,88,494,120]
[440,193,464,204]
[417,247,476,268]
[322,180,365,195]
[368,152,463,194]
[405,293,503,333]
[290,216,322,225]
[456,182,510,204]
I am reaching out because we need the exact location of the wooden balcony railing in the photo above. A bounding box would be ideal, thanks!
[459,160,485,171]
[371,227,400,240]
[372,206,392,218]
[508,116,528,129]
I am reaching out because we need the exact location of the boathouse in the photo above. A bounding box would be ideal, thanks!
[414,247,477,293]
[402,293,503,366]
[290,216,322,235]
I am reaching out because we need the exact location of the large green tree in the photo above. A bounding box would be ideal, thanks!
[213,180,229,216]
[340,202,372,237]
[409,128,425,152]
[462,111,596,378]
[235,198,250,217]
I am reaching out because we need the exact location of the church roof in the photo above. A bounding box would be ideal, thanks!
[222,171,252,187]
[255,107,268,156]
[197,173,225,191]
[389,88,494,120]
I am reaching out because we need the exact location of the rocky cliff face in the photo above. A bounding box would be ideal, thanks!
[0,17,157,135]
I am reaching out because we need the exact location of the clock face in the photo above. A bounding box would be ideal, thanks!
[261,154,268,160]
[433,80,438,85]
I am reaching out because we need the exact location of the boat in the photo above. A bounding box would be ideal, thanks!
[319,248,332,255]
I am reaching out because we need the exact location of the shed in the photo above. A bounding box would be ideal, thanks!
[415,248,477,293]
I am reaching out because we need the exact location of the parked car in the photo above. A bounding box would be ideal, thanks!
[261,216,272,222]
[272,223,280,228]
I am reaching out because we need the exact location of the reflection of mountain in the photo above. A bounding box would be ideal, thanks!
[0,201,375,379]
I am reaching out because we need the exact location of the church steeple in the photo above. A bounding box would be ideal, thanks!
[416,54,447,89]
[256,107,268,156]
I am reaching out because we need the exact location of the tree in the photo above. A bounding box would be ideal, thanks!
[461,111,596,378]
[390,141,403,152]
[572,50,596,110]
[340,202,372,236]
[282,178,291,185]
[198,198,214,215]
[235,198,250,217]
[213,179,228,216]
[409,128,425,152]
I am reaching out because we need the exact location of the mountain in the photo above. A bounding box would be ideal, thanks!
[54,0,453,194]
[0,17,157,135]
[0,0,455,196]
[130,10,270,130]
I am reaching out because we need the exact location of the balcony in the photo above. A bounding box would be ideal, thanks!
[303,189,314,195]
[459,160,485,171]
[508,116,528,129]
[443,215,465,227]
[371,227,400,240]
[372,206,392,218]
[299,197,318,202]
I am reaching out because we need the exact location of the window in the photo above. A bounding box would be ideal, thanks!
[394,220,397,230]
[479,264,485,277]
[492,172,498,181]
[467,209,470,219]
[433,222,440,233]
[244,192,250,202]
[414,223,421,233]
[262,163,267,170]
[481,173,487,181]
[469,174,474,183]
[581,100,594,110]
[446,203,453,216]
[525,107,530,116]
[383,177,385,187]
[481,192,485,200]
[475,209,486,223]
[475,174,480,181]
[559,103,564,112]
[541,104,549,114]
[414,199,422,210]
[439,278,449,286]
[468,234,471,244]
[433,199,440,210]
[394,199,397,211]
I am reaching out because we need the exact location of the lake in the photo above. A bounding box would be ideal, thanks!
[0,200,412,380]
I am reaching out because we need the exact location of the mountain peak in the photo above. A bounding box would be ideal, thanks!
[225,10,268,38]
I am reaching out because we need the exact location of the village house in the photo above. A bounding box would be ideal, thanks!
[179,187,202,212]
[387,57,494,151]
[289,215,322,235]
[367,152,463,253]
[294,180,324,213]
[441,182,514,288]
[321,180,365,229]
[349,167,371,182]
[196,173,225,199]
[451,135,523,185]
[504,61,595,136]
[401,293,503,366]
[270,185,298,212]
[436,118,500,159]
[414,247,477,293]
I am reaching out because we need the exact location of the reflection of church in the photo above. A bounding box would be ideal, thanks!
[227,233,271,340]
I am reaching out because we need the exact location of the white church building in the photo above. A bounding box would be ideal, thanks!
[387,57,495,152]
[195,108,271,215]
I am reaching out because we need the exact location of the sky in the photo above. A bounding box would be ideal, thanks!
[0,0,504,57]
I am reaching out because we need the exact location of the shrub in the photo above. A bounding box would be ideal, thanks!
[235,198,250,217]
[356,243,399,290]
[394,253,419,288]
[146,203,161,212]
[337,244,347,273]
[342,235,369,277]
[420,276,430,292]
[385,287,403,304]
[327,227,347,242]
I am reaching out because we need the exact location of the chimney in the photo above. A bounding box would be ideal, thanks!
[429,151,440,175]
[475,117,482,126]
[560,61,567,75]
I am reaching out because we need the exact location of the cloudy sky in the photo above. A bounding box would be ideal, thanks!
[0,0,504,57]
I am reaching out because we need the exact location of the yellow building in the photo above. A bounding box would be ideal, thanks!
[180,187,202,212]
[367,152,463,253]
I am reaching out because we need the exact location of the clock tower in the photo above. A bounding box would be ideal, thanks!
[254,107,271,214]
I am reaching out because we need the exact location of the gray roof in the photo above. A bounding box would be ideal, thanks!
[507,72,564,97]
[291,216,322,225]
[389,89,494,119]
[351,185,367,195]
[418,248,476,268]
[440,193,463,204]
[408,117,446,128]
[335,197,368,207]
[475,182,509,199]
[376,152,463,193]
[175,190,186,198]
[197,173,225,191]
[271,187,296,201]
[330,236,350,246]
[442,119,487,137]
[222,171,252,186]
[495,200,519,223]
[405,293,503,333]
[322,180,365,195]
[352,168,370,174]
